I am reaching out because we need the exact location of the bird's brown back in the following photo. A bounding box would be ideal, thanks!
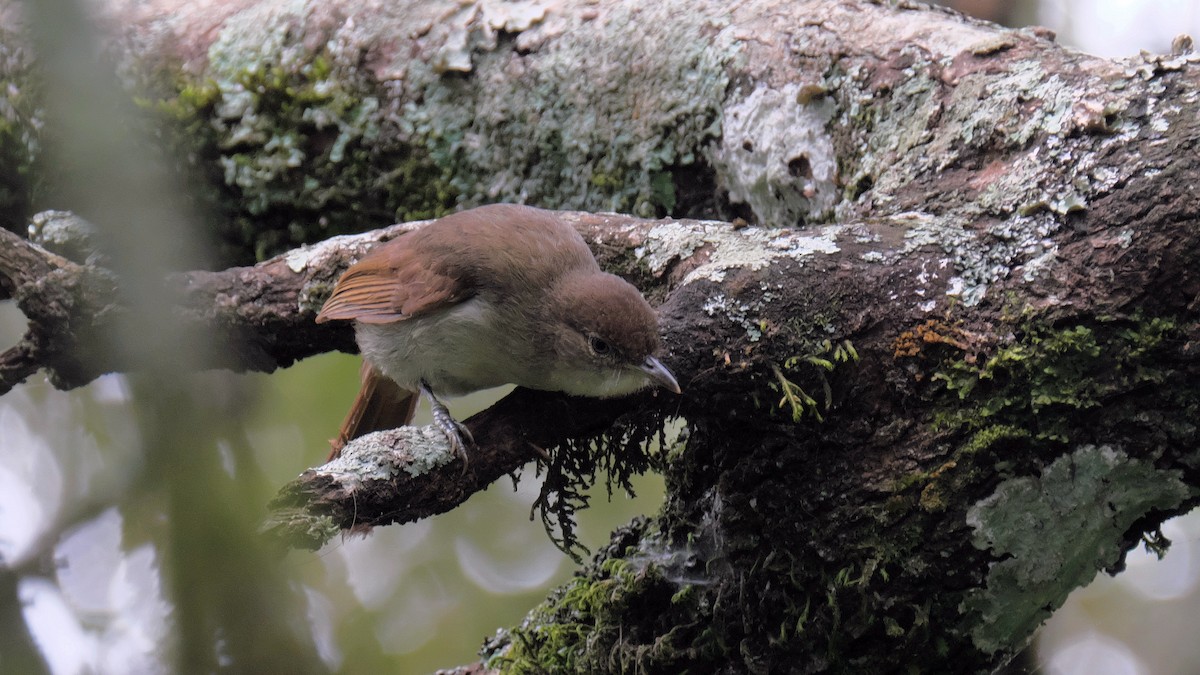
[316,204,599,325]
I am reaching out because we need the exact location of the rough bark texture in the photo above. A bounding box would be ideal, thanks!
[2,0,1200,673]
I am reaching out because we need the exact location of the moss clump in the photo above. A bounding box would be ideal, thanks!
[932,317,1182,441]
[486,528,707,674]
[893,315,1191,511]
[144,53,458,265]
[0,33,45,235]
[770,339,860,423]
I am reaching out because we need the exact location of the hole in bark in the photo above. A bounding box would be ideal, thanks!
[788,155,813,179]
[850,174,874,199]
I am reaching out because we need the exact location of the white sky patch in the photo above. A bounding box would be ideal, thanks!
[1042,0,1200,57]
[304,586,343,670]
[335,520,435,610]
[0,394,62,565]
[455,534,564,594]
[1043,632,1145,675]
[21,577,97,675]
[49,508,171,675]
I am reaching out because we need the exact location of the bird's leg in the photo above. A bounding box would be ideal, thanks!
[419,379,474,469]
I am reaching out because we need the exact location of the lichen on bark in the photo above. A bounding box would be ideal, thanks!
[963,444,1191,655]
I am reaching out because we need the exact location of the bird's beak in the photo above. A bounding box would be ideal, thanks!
[640,355,681,394]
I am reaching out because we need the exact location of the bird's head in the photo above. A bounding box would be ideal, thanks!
[543,271,680,398]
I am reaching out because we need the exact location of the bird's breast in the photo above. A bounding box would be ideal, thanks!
[354,297,543,396]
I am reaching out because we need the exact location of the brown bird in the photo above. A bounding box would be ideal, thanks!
[315,203,680,463]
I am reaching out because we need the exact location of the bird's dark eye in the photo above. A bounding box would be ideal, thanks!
[588,335,611,355]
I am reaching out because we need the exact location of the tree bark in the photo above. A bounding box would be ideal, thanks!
[3,0,1200,673]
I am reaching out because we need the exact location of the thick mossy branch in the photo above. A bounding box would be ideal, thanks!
[482,307,1200,673]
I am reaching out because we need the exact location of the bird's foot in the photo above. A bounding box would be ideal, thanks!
[420,380,474,471]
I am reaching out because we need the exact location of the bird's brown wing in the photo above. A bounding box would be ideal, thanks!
[327,361,419,460]
[315,236,473,324]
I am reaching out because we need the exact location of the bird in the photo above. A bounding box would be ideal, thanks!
[315,203,680,465]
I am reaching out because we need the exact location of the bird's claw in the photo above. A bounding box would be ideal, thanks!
[438,413,474,468]
[422,380,473,473]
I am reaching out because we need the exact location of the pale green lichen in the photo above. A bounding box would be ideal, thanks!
[833,44,1168,310]
[404,1,739,218]
[284,228,388,274]
[636,220,842,284]
[319,426,454,485]
[840,56,1096,306]
[962,444,1192,655]
[895,211,1058,306]
[702,293,764,342]
[284,245,320,274]
[635,219,841,342]
[432,0,550,73]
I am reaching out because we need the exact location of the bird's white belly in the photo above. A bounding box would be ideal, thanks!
[354,298,529,396]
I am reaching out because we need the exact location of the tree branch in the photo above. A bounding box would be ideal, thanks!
[262,387,661,550]
[3,0,1200,671]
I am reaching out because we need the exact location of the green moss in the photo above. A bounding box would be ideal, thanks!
[770,339,859,423]
[589,170,627,192]
[488,544,693,674]
[932,317,1182,441]
[893,315,1192,518]
[649,170,678,213]
[143,52,458,265]
[0,32,45,235]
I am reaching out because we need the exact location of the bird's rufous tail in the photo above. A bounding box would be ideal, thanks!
[328,361,418,460]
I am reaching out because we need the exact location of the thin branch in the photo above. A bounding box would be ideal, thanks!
[0,229,75,300]
[262,387,655,550]
[0,342,41,396]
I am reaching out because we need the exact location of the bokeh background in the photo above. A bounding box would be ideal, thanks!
[3,0,1200,673]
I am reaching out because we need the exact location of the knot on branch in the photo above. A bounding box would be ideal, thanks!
[1,221,126,393]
